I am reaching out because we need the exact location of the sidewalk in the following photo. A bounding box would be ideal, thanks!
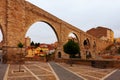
[49,62,84,80]
[0,63,8,80]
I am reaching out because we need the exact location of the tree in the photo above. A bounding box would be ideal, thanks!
[63,40,80,66]
[18,42,24,48]
[17,42,24,72]
[34,43,40,48]
[30,41,34,46]
[63,40,80,58]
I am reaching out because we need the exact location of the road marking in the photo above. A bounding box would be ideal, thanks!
[68,64,113,75]
[56,63,87,80]
[75,69,107,75]
[37,74,54,76]
[48,63,60,80]
[7,74,53,78]
[7,75,33,78]
[34,64,52,73]
[101,69,118,80]
[77,72,101,80]
[23,65,41,80]
[3,64,10,80]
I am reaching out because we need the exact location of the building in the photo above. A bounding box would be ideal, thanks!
[86,26,114,42]
[114,38,120,43]
[25,36,31,47]
[26,43,56,58]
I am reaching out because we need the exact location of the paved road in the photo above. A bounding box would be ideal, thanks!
[49,62,84,80]
[0,63,8,80]
[105,70,120,80]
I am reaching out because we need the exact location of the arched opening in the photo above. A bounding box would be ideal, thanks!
[25,21,58,60]
[25,22,58,44]
[86,51,92,59]
[83,38,91,59]
[93,41,96,48]
[83,38,90,49]
[0,25,3,48]
[0,29,3,42]
[68,32,81,58]
[58,52,61,58]
[68,32,79,43]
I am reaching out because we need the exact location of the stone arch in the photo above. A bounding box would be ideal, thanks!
[93,41,96,48]
[86,51,92,59]
[58,52,61,58]
[67,32,81,58]
[83,38,90,49]
[0,24,4,42]
[68,32,79,43]
[25,20,59,43]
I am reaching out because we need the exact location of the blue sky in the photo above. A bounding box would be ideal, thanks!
[1,0,120,43]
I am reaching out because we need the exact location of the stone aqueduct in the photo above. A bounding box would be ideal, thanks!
[0,0,111,60]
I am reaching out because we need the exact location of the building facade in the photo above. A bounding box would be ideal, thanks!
[86,26,114,42]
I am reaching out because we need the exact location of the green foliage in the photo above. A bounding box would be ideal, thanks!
[30,41,40,48]
[35,43,40,48]
[17,42,23,48]
[30,41,34,46]
[63,40,80,57]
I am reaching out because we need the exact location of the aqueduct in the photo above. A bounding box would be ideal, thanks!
[0,0,112,60]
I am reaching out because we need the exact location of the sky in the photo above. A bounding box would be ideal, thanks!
[25,0,120,43]
[1,0,120,43]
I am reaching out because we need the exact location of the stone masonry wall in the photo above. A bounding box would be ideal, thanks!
[6,0,26,59]
[0,0,7,44]
[7,0,26,46]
